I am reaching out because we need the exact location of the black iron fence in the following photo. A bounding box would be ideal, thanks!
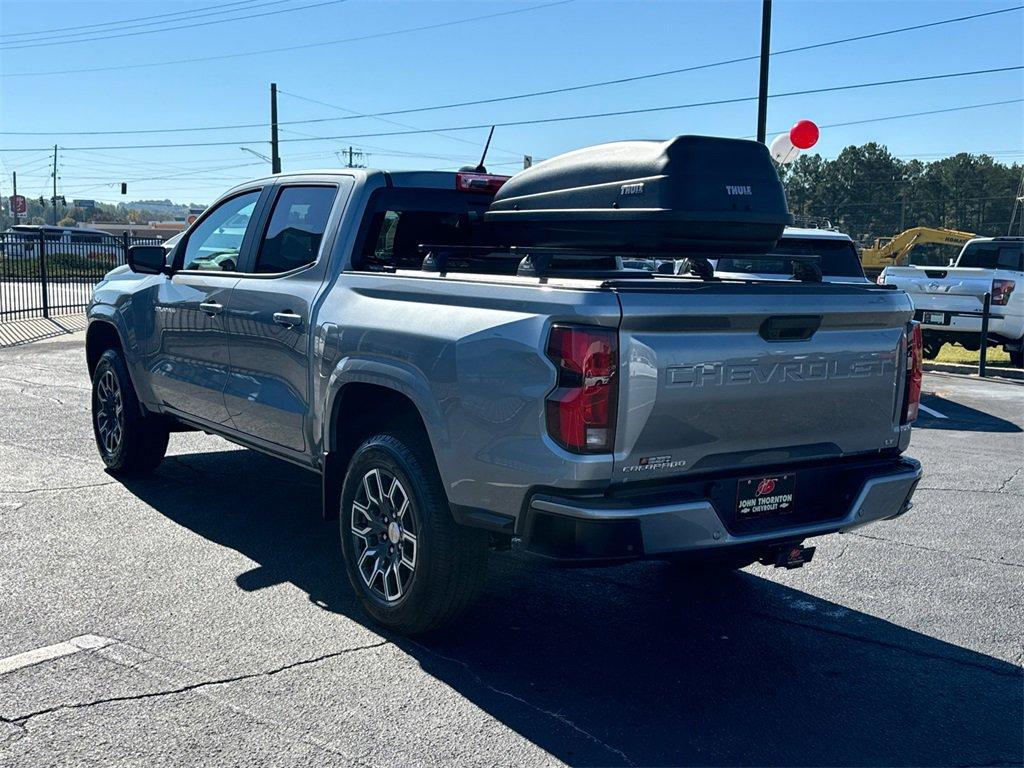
[0,230,164,322]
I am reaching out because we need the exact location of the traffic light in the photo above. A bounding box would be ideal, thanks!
[38,196,44,206]
[121,182,127,195]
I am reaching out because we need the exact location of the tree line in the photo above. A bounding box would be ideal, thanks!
[779,143,1022,245]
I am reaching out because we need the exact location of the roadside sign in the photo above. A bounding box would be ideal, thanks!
[73,199,96,209]
[9,194,26,215]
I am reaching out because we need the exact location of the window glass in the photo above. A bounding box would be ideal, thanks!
[957,242,1023,271]
[181,190,260,271]
[253,186,337,274]
[717,237,865,278]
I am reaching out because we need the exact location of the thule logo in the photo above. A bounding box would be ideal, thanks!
[620,183,644,196]
[725,185,752,196]
[667,358,894,387]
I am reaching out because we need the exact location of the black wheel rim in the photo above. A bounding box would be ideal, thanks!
[95,369,125,457]
[350,467,418,603]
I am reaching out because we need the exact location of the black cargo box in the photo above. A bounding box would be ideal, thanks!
[485,135,792,253]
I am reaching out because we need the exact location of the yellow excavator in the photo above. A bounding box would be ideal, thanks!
[859,227,976,279]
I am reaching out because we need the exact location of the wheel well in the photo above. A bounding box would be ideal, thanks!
[331,383,430,466]
[86,321,123,376]
[323,383,433,520]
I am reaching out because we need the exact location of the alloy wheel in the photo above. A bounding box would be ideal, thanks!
[95,369,125,456]
[350,467,418,602]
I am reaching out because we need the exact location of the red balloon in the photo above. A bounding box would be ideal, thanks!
[790,119,819,149]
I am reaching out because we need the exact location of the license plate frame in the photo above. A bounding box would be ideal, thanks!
[736,473,796,519]
[922,311,949,325]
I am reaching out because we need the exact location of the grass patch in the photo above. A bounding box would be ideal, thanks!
[934,343,1013,368]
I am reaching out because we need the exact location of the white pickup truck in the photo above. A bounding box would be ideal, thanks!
[881,236,1023,366]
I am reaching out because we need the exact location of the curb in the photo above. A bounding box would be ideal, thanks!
[923,362,1024,381]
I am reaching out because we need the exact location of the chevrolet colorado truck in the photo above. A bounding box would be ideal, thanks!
[86,137,923,633]
[881,236,1023,365]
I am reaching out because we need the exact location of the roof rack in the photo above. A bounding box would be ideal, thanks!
[417,243,656,281]
[415,243,826,282]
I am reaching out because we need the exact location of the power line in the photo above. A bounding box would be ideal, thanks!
[753,99,1024,139]
[0,0,260,38]
[282,6,1024,123]
[1,1,574,77]
[0,0,350,51]
[8,5,1022,134]
[0,0,297,45]
[5,59,1020,140]
[2,70,1021,152]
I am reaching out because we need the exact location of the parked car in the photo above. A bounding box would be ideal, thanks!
[86,137,923,633]
[711,227,871,283]
[1,224,122,259]
[881,236,1023,365]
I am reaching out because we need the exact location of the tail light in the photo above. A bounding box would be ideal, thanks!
[902,322,923,424]
[545,325,618,453]
[992,279,1015,306]
[455,172,509,194]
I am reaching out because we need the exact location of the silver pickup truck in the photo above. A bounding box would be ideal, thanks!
[86,140,923,633]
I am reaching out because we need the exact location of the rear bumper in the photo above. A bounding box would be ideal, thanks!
[912,307,1022,342]
[522,456,921,562]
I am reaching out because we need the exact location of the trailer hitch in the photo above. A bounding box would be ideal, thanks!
[761,543,816,569]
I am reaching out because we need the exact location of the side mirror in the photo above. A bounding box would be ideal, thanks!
[127,245,168,275]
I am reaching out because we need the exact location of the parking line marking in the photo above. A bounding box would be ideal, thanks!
[0,635,114,676]
[918,403,948,419]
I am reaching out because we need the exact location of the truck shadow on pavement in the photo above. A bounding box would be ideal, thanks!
[122,448,1024,768]
[916,394,1022,433]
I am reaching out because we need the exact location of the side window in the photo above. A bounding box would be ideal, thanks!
[253,186,337,274]
[180,190,261,272]
[997,245,1023,271]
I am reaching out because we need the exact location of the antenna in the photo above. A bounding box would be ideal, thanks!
[475,125,495,173]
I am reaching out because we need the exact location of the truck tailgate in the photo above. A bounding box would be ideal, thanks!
[612,282,913,483]
[884,266,994,308]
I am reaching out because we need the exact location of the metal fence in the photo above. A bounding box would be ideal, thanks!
[0,230,164,322]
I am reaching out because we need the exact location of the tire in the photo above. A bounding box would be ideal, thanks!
[1010,345,1024,369]
[91,348,169,475]
[339,432,488,635]
[922,340,942,360]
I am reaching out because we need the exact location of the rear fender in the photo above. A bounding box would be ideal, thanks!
[321,356,449,453]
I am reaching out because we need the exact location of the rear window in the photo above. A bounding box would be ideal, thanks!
[717,236,865,278]
[357,189,494,271]
[956,242,1023,271]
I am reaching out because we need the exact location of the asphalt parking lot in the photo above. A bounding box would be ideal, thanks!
[0,335,1021,767]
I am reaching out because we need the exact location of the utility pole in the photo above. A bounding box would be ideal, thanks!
[756,0,772,144]
[270,83,281,174]
[348,146,354,168]
[10,171,16,224]
[52,144,58,226]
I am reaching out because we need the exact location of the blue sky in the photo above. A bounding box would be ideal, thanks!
[1,0,1022,205]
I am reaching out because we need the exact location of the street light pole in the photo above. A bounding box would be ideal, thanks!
[756,0,772,144]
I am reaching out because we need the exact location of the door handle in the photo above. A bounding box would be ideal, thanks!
[199,301,223,316]
[273,311,303,328]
